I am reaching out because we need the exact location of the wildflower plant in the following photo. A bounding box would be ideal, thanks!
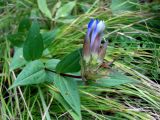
[82,19,111,81]
[3,0,160,119]
[9,18,138,120]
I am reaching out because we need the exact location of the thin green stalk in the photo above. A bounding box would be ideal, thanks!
[38,86,51,120]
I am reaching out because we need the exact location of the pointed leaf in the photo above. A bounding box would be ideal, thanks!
[54,74,81,119]
[23,21,44,61]
[95,71,139,87]
[55,1,76,19]
[49,90,81,120]
[10,60,46,88]
[56,49,81,73]
[37,0,52,19]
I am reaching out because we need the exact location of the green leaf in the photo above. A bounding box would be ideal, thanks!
[95,71,139,87]
[54,74,81,119]
[45,59,60,71]
[7,33,25,47]
[10,60,46,88]
[42,28,60,46]
[23,21,44,61]
[49,90,81,120]
[45,71,55,82]
[18,17,31,32]
[55,1,76,19]
[37,0,52,19]
[56,49,81,73]
[44,59,60,83]
[10,48,27,71]
[110,0,139,14]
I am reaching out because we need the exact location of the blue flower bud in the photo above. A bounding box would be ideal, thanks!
[83,19,106,64]
[82,19,110,81]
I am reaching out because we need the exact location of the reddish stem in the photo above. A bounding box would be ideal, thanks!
[45,68,82,79]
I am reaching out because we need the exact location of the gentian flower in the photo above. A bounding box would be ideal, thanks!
[83,19,108,65]
[82,19,109,81]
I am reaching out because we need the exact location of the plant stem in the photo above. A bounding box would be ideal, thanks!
[45,68,82,79]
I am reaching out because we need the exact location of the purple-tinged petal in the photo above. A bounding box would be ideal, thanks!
[91,21,105,53]
[90,20,105,49]
[90,22,98,48]
[87,19,97,40]
[83,36,90,63]
[96,21,105,33]
[91,33,101,54]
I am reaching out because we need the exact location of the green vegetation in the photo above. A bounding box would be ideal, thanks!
[0,0,160,119]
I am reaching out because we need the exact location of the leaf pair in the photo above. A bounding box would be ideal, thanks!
[10,60,55,89]
[10,48,138,120]
[10,58,82,119]
[37,0,76,21]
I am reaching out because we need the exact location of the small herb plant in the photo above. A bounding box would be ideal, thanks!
[10,18,137,119]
